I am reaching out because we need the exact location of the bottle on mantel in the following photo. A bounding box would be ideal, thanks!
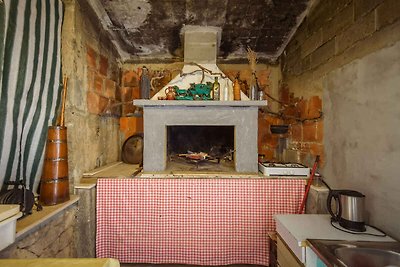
[249,72,259,100]
[233,77,241,101]
[212,77,220,100]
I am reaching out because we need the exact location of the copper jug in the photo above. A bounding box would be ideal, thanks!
[165,86,176,100]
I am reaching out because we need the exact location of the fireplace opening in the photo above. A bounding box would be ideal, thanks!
[166,126,235,172]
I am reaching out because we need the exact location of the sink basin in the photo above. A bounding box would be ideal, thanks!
[307,239,400,267]
[335,247,400,267]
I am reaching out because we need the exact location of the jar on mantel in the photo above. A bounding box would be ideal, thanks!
[249,72,259,100]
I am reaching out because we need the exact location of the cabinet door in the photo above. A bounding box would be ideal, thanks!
[305,247,327,267]
[277,235,304,267]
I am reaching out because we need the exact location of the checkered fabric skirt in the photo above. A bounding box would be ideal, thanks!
[96,178,305,265]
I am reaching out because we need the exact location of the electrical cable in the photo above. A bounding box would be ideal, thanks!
[330,219,387,237]
[321,177,387,237]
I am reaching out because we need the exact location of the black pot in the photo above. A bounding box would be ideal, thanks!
[270,125,289,134]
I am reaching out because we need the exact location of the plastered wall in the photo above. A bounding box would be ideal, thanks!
[282,0,400,239]
[62,0,121,187]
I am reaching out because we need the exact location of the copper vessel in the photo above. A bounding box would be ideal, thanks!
[39,76,70,206]
[39,126,70,205]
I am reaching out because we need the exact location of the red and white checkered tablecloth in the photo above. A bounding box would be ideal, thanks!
[96,178,305,265]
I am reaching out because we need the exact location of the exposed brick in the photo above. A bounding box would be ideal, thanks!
[258,116,269,146]
[122,70,139,87]
[303,121,317,142]
[93,74,103,93]
[301,29,323,58]
[335,11,376,54]
[122,104,136,117]
[132,87,140,99]
[257,69,271,86]
[307,96,322,118]
[258,146,275,161]
[99,55,108,76]
[376,0,400,30]
[87,70,95,91]
[297,99,308,120]
[302,120,324,142]
[86,45,97,69]
[354,0,384,19]
[109,63,120,82]
[309,143,324,158]
[280,85,290,104]
[266,134,279,148]
[120,87,133,102]
[120,117,144,141]
[315,120,323,142]
[115,84,121,101]
[322,4,354,43]
[87,91,108,115]
[266,115,283,126]
[290,123,302,142]
[104,79,116,99]
[283,105,298,117]
[310,39,335,69]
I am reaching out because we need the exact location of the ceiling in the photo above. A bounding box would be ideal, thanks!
[88,0,312,62]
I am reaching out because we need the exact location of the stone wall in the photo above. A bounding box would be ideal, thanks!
[281,0,400,239]
[62,0,121,188]
[0,206,77,258]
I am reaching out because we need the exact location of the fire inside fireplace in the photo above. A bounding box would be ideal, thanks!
[167,126,235,172]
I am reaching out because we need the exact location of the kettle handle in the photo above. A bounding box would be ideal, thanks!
[327,190,341,221]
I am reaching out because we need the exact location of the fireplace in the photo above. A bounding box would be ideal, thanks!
[133,101,265,174]
[167,125,235,172]
[132,26,267,174]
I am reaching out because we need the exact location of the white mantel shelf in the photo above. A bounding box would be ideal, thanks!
[133,99,268,107]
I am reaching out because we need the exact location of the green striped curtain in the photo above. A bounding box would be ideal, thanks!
[0,0,63,192]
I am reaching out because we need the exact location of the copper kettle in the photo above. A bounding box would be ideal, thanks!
[165,86,176,100]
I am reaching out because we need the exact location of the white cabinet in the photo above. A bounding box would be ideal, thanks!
[275,214,394,267]
[277,234,303,267]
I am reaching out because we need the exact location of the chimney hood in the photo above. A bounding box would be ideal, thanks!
[133,26,267,175]
[152,26,249,100]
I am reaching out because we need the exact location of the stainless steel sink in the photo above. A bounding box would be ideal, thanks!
[335,247,400,267]
[307,239,400,267]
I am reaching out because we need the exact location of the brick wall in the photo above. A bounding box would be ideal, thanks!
[86,45,120,116]
[120,63,282,155]
[283,0,400,80]
[281,0,400,166]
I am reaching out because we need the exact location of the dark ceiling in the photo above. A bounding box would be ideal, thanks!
[95,0,311,61]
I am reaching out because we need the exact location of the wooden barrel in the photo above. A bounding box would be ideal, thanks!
[39,126,70,205]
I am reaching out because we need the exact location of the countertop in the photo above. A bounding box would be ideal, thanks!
[79,161,309,184]
[274,214,394,263]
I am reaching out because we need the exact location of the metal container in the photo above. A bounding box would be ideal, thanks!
[327,190,366,232]
[258,90,264,100]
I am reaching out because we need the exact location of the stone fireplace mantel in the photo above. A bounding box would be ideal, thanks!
[134,100,267,173]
